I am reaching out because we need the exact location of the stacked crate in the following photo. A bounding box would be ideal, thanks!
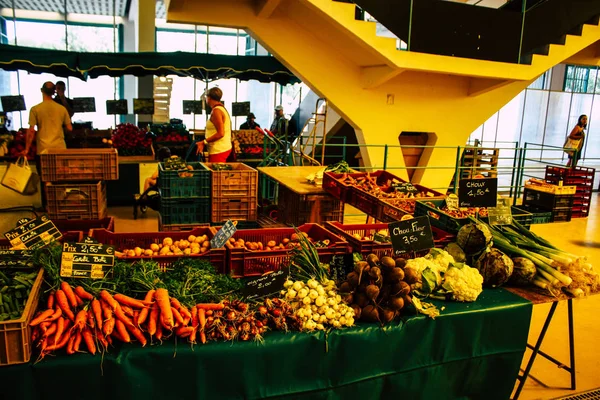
[522,187,574,223]
[460,147,499,179]
[158,162,212,231]
[40,149,118,220]
[545,166,595,218]
[203,163,258,223]
[153,77,173,123]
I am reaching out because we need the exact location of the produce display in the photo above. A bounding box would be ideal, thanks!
[3,129,36,160]
[0,270,38,321]
[208,163,233,171]
[115,234,211,257]
[155,132,190,143]
[227,231,330,251]
[423,201,489,218]
[110,123,153,156]
[160,156,197,177]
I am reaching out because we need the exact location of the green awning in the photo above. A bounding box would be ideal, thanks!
[0,45,300,85]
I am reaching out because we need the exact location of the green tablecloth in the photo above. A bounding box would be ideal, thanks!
[0,289,531,400]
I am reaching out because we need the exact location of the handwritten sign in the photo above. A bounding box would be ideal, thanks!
[1,95,26,112]
[487,198,512,226]
[4,216,62,250]
[60,242,115,279]
[243,267,289,301]
[182,100,203,115]
[232,101,251,117]
[330,254,354,280]
[210,220,237,249]
[133,99,155,115]
[106,99,128,115]
[392,182,419,194]
[0,250,34,268]
[72,97,96,113]
[389,216,434,256]
[446,194,459,210]
[458,178,498,208]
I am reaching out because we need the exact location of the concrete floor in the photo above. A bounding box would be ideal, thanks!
[108,194,600,400]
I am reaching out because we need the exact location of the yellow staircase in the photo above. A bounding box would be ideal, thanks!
[165,0,600,189]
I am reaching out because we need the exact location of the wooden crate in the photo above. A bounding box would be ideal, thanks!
[45,181,107,220]
[39,148,118,182]
[203,163,258,199]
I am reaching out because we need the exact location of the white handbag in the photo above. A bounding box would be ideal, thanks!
[1,157,39,195]
[563,137,581,154]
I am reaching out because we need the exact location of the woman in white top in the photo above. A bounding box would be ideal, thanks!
[196,87,232,162]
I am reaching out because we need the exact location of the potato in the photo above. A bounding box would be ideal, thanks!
[167,252,174,256]
[134,247,143,256]
[163,237,173,246]
[190,242,200,249]
[153,252,158,256]
[188,235,196,243]
[191,247,200,255]
[187,165,194,171]
[229,238,236,244]
[183,248,191,255]
[174,240,181,248]
[144,249,153,256]
[290,233,299,241]
[179,240,189,249]
[150,243,160,252]
[159,247,170,255]
[258,242,263,250]
[282,238,290,244]
[127,250,136,257]
[267,240,276,248]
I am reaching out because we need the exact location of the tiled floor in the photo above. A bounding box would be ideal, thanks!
[108,196,600,400]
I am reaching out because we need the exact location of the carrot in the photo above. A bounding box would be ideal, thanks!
[195,303,225,310]
[171,307,184,326]
[115,319,131,343]
[74,286,94,301]
[54,317,65,344]
[121,304,134,318]
[137,290,155,326]
[47,291,55,309]
[95,329,108,350]
[191,305,198,327]
[73,309,87,331]
[91,299,103,329]
[55,290,75,321]
[175,326,194,337]
[103,317,115,336]
[30,309,54,326]
[73,331,82,352]
[100,290,119,310]
[87,309,96,329]
[133,310,140,326]
[101,299,113,319]
[82,328,96,355]
[125,323,148,346]
[170,298,182,310]
[105,333,113,346]
[114,293,148,309]
[155,319,164,342]
[198,308,207,344]
[61,281,78,308]
[179,306,192,325]
[46,308,62,322]
[114,305,135,328]
[155,288,174,329]
[39,321,51,333]
[75,295,84,307]
[147,304,158,336]
[43,322,57,338]
[66,334,76,355]
[45,331,71,352]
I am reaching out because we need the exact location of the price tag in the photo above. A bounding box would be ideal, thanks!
[243,267,290,301]
[392,182,419,194]
[0,249,35,269]
[373,232,391,243]
[330,254,354,279]
[60,242,115,279]
[458,178,498,208]
[488,198,513,226]
[389,216,435,256]
[446,194,459,210]
[4,216,62,250]
[210,220,237,249]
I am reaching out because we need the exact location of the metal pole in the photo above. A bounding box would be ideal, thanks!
[64,0,68,51]
[454,146,461,194]
[568,299,576,390]
[193,25,198,130]
[517,0,526,64]
[11,0,22,127]
[518,89,528,145]
[383,144,388,170]
[407,0,413,51]
[113,0,117,128]
[509,142,518,200]
[540,88,552,162]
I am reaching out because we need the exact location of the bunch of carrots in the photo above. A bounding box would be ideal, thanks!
[30,281,238,358]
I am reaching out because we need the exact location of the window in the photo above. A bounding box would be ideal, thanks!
[528,70,551,90]
[564,65,600,93]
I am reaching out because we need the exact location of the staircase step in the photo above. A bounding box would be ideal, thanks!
[585,15,600,26]
[567,24,584,36]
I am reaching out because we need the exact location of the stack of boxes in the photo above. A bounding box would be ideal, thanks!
[545,166,595,218]
[40,149,118,221]
[204,163,258,224]
[153,77,173,123]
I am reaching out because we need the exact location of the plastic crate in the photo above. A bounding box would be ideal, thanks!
[89,228,226,273]
[53,217,115,237]
[45,181,107,220]
[519,205,553,224]
[226,223,349,278]
[552,208,572,223]
[324,221,454,259]
[0,231,83,250]
[203,163,258,198]
[481,206,532,230]
[277,185,343,226]
[322,172,355,203]
[158,214,211,232]
[545,165,595,180]
[523,188,574,210]
[212,197,257,223]
[160,197,211,225]
[414,199,471,234]
[39,148,118,182]
[158,162,211,198]
[0,268,44,366]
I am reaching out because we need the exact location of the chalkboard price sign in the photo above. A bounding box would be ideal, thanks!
[4,216,62,250]
[133,99,155,115]
[182,100,203,115]
[106,99,128,115]
[243,267,289,301]
[392,182,419,194]
[231,101,251,117]
[210,220,237,249]
[458,178,498,208]
[0,249,34,269]
[60,242,115,279]
[72,97,96,113]
[1,95,26,112]
[389,216,434,256]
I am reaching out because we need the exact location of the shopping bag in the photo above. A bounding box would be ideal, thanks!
[563,137,581,154]
[1,157,39,195]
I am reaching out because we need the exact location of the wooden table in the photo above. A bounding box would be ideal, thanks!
[506,287,576,400]
[257,166,342,225]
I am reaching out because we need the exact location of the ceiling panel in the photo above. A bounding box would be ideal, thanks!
[0,0,129,16]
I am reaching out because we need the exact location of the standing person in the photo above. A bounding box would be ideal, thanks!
[53,81,75,118]
[565,114,587,168]
[270,105,289,139]
[196,87,232,162]
[21,81,72,206]
[240,113,260,130]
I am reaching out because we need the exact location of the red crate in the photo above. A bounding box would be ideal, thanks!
[89,228,227,273]
[0,231,83,250]
[324,221,454,259]
[53,217,115,237]
[322,172,355,203]
[278,185,343,226]
[226,223,349,278]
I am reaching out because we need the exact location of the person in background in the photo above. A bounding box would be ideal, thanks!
[270,105,289,139]
[196,87,232,162]
[240,113,260,130]
[53,81,75,118]
[22,81,72,207]
[566,114,587,168]
[143,147,171,192]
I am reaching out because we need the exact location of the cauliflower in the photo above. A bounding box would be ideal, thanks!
[443,263,483,302]
[405,257,442,294]
[425,248,455,272]
[405,257,437,274]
